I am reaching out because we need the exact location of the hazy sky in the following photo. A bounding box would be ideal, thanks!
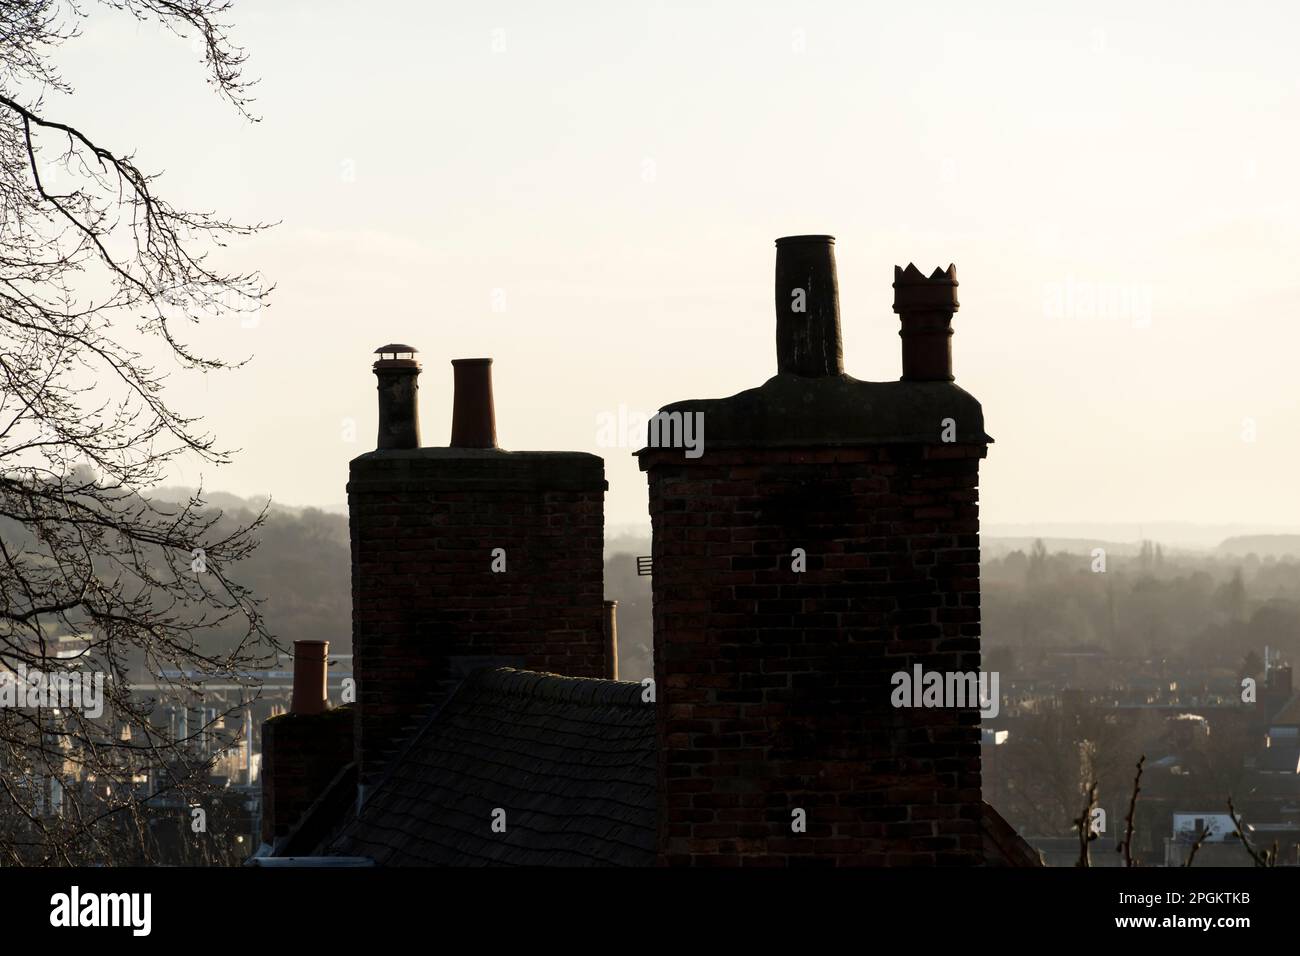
[44,0,1300,529]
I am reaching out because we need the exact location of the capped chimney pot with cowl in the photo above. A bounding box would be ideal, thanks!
[373,344,421,450]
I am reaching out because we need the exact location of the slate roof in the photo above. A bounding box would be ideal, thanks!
[329,667,656,866]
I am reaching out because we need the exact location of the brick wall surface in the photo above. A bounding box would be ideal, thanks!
[641,443,987,866]
[348,450,607,786]
[260,708,354,845]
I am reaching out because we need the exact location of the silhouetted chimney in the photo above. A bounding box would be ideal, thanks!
[894,264,959,382]
[638,236,992,866]
[349,353,609,790]
[774,235,843,377]
[450,358,498,448]
[373,344,421,449]
[260,639,353,849]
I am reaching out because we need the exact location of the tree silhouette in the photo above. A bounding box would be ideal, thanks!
[0,1,272,864]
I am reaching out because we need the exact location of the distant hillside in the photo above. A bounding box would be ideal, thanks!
[983,538,1142,558]
[146,488,353,654]
[986,522,1300,549]
[1217,535,1300,559]
[151,486,334,518]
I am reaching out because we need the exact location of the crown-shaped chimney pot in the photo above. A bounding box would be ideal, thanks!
[893,263,959,382]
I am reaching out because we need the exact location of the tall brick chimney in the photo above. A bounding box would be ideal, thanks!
[637,236,992,866]
[349,350,610,792]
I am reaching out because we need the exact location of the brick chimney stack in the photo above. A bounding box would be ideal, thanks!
[638,236,992,866]
[349,350,610,792]
[260,640,353,848]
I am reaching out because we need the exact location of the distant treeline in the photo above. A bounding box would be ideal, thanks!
[93,492,1300,682]
[984,538,1300,668]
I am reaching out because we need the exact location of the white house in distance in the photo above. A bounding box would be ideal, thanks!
[1171,811,1234,843]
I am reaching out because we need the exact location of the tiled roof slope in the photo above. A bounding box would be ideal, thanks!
[330,667,656,866]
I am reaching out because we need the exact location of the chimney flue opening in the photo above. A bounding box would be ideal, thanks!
[450,358,498,449]
[373,343,421,450]
[290,640,329,715]
[774,235,844,378]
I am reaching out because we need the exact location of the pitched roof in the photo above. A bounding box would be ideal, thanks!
[330,667,656,866]
[980,802,1044,866]
[1271,692,1300,726]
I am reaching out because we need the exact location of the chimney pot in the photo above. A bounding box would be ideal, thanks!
[450,358,498,449]
[893,263,959,382]
[373,344,421,449]
[603,600,619,681]
[774,235,844,377]
[290,640,329,716]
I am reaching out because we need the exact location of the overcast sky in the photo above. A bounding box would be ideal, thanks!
[43,0,1300,530]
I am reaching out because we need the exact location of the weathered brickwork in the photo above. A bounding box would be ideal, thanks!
[641,443,987,866]
[261,708,354,845]
[348,449,607,786]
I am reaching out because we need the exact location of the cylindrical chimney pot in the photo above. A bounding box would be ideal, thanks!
[774,235,844,377]
[290,640,329,716]
[373,345,421,449]
[893,264,959,382]
[603,599,619,681]
[450,358,498,449]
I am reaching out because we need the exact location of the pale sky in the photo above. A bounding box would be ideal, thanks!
[44,0,1300,529]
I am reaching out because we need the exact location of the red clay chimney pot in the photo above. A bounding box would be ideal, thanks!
[290,640,329,716]
[893,263,959,382]
[450,358,498,449]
